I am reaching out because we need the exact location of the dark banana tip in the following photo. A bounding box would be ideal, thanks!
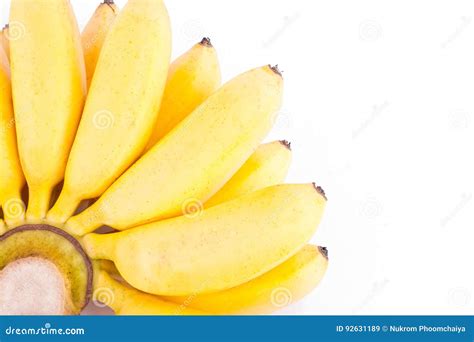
[269,64,283,77]
[200,37,212,47]
[312,183,327,200]
[103,0,116,11]
[279,140,291,150]
[2,24,8,30]
[318,246,329,259]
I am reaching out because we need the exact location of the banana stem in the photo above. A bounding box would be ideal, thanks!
[26,186,52,221]
[64,202,104,236]
[94,270,126,313]
[48,189,81,225]
[82,233,117,260]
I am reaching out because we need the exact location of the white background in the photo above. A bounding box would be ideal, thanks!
[3,0,474,315]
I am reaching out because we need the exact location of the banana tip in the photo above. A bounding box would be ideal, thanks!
[2,24,8,30]
[200,37,213,47]
[279,140,291,150]
[269,64,283,78]
[103,0,116,10]
[318,246,329,259]
[312,183,327,200]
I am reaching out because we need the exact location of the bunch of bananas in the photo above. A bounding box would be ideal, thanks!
[0,0,328,315]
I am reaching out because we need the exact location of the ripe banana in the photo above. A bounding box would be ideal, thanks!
[97,259,119,277]
[83,184,326,296]
[81,0,118,87]
[66,65,283,234]
[94,269,205,315]
[0,25,9,61]
[10,0,86,221]
[145,37,221,151]
[164,245,328,314]
[48,0,171,224]
[206,140,292,207]
[0,46,25,227]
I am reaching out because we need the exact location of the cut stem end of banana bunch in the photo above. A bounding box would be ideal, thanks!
[47,189,83,226]
[26,186,53,222]
[0,225,92,315]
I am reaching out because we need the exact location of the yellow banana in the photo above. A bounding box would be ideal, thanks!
[48,0,171,224]
[66,65,283,234]
[97,259,119,276]
[10,0,86,221]
[81,0,118,87]
[0,46,25,227]
[83,183,326,296]
[206,140,292,207]
[74,140,289,231]
[0,25,9,61]
[145,37,221,151]
[165,245,328,314]
[94,269,205,315]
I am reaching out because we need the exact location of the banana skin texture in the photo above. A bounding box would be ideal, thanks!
[0,46,25,227]
[94,269,205,315]
[83,183,327,296]
[48,0,171,224]
[94,245,327,315]
[92,139,291,293]
[0,26,10,61]
[206,140,292,207]
[10,0,86,221]
[145,37,221,151]
[81,0,118,88]
[164,245,328,314]
[66,65,283,234]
